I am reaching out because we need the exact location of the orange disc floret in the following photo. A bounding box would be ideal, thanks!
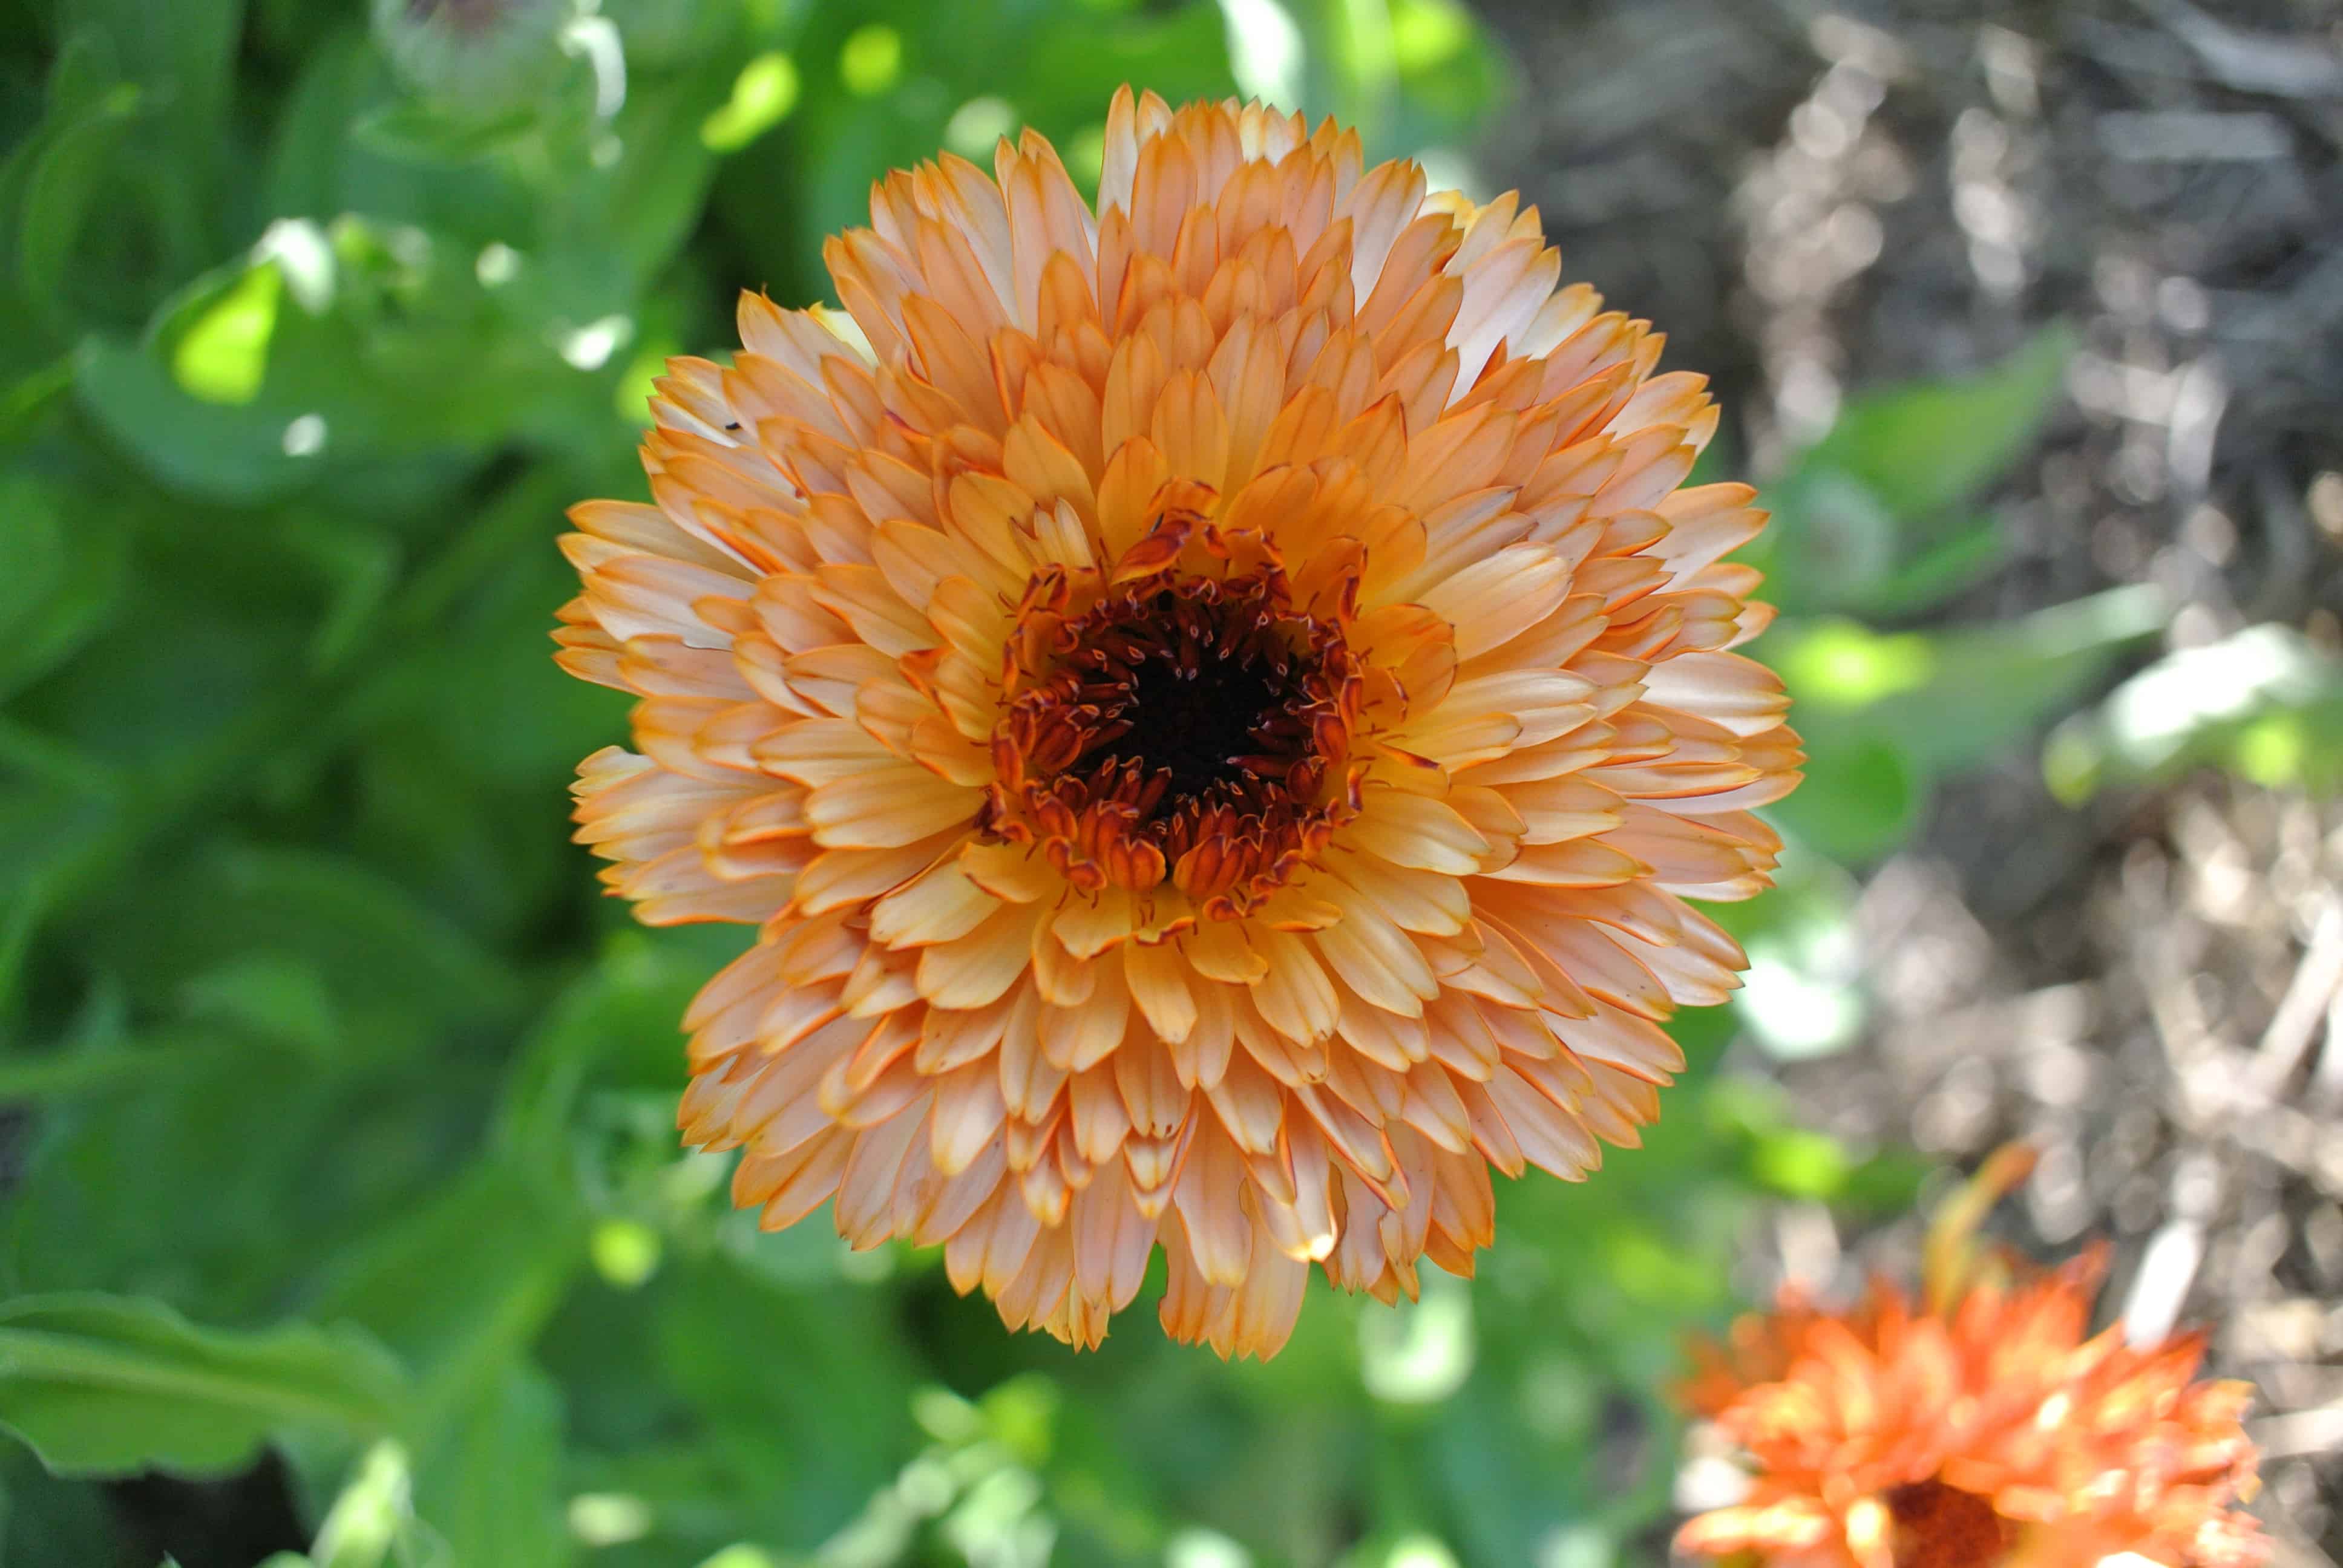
[1676,1150,2267,1567]
[555,88,1802,1357]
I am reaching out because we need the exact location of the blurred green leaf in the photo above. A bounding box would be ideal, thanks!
[0,1028,244,1103]
[78,215,620,504]
[76,840,523,1035]
[1858,583,2167,776]
[414,1364,576,1568]
[0,354,76,443]
[177,953,341,1058]
[1702,1080,1932,1214]
[1,1443,142,1567]
[74,335,324,505]
[1764,731,1917,866]
[0,1038,497,1322]
[1764,584,2166,861]
[0,1293,408,1477]
[16,80,143,333]
[1849,518,2008,620]
[352,103,543,165]
[264,27,532,248]
[0,472,128,701]
[701,53,801,152]
[1792,325,2073,524]
[2045,623,2343,802]
[654,1255,920,1550]
[57,0,243,136]
[1757,328,2074,616]
[309,1158,586,1431]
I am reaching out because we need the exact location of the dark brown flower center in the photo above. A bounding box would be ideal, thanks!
[983,566,1363,913]
[1062,584,1327,811]
[1885,1478,2014,1568]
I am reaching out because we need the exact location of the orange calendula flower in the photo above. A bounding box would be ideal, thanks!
[1677,1148,2268,1567]
[555,88,1800,1356]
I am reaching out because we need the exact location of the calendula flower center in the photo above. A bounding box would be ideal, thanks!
[984,566,1364,912]
[1070,590,1305,805]
[1884,1478,2014,1568]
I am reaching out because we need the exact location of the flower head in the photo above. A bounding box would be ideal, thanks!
[1676,1148,2267,1567]
[557,89,1800,1356]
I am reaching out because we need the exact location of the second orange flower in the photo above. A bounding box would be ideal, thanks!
[1677,1149,2268,1567]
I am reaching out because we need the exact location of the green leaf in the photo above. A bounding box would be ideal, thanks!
[168,260,283,405]
[1792,325,2074,522]
[1869,584,2167,776]
[263,27,535,250]
[177,953,341,1057]
[1847,517,2008,619]
[653,1255,919,1550]
[307,1158,587,1433]
[1755,329,2073,616]
[1765,730,1918,866]
[1768,583,2166,780]
[0,354,77,445]
[73,335,322,505]
[2043,622,2343,801]
[74,840,523,1038]
[57,0,244,133]
[545,64,731,291]
[494,928,744,1161]
[0,1037,493,1324]
[0,1028,246,1103]
[76,216,614,503]
[16,81,143,333]
[44,28,123,119]
[352,103,542,165]
[0,472,128,702]
[413,1364,576,1568]
[0,1293,408,1478]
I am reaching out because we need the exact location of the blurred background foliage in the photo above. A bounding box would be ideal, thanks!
[1,2,2333,1567]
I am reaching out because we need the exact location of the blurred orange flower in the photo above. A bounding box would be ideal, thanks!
[1677,1148,2267,1567]
[556,88,1800,1355]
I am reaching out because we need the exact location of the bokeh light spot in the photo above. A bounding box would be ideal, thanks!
[839,24,903,97]
[944,95,1018,159]
[589,1217,661,1288]
[701,51,799,150]
[173,266,281,405]
[1389,0,1472,70]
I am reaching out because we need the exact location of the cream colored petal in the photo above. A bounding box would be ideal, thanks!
[805,762,980,849]
[919,900,1045,1010]
[1246,928,1340,1044]
[867,851,999,947]
[1124,939,1199,1044]
[1345,791,1490,876]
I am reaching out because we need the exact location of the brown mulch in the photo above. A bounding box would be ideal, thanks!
[1469,0,2343,1558]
